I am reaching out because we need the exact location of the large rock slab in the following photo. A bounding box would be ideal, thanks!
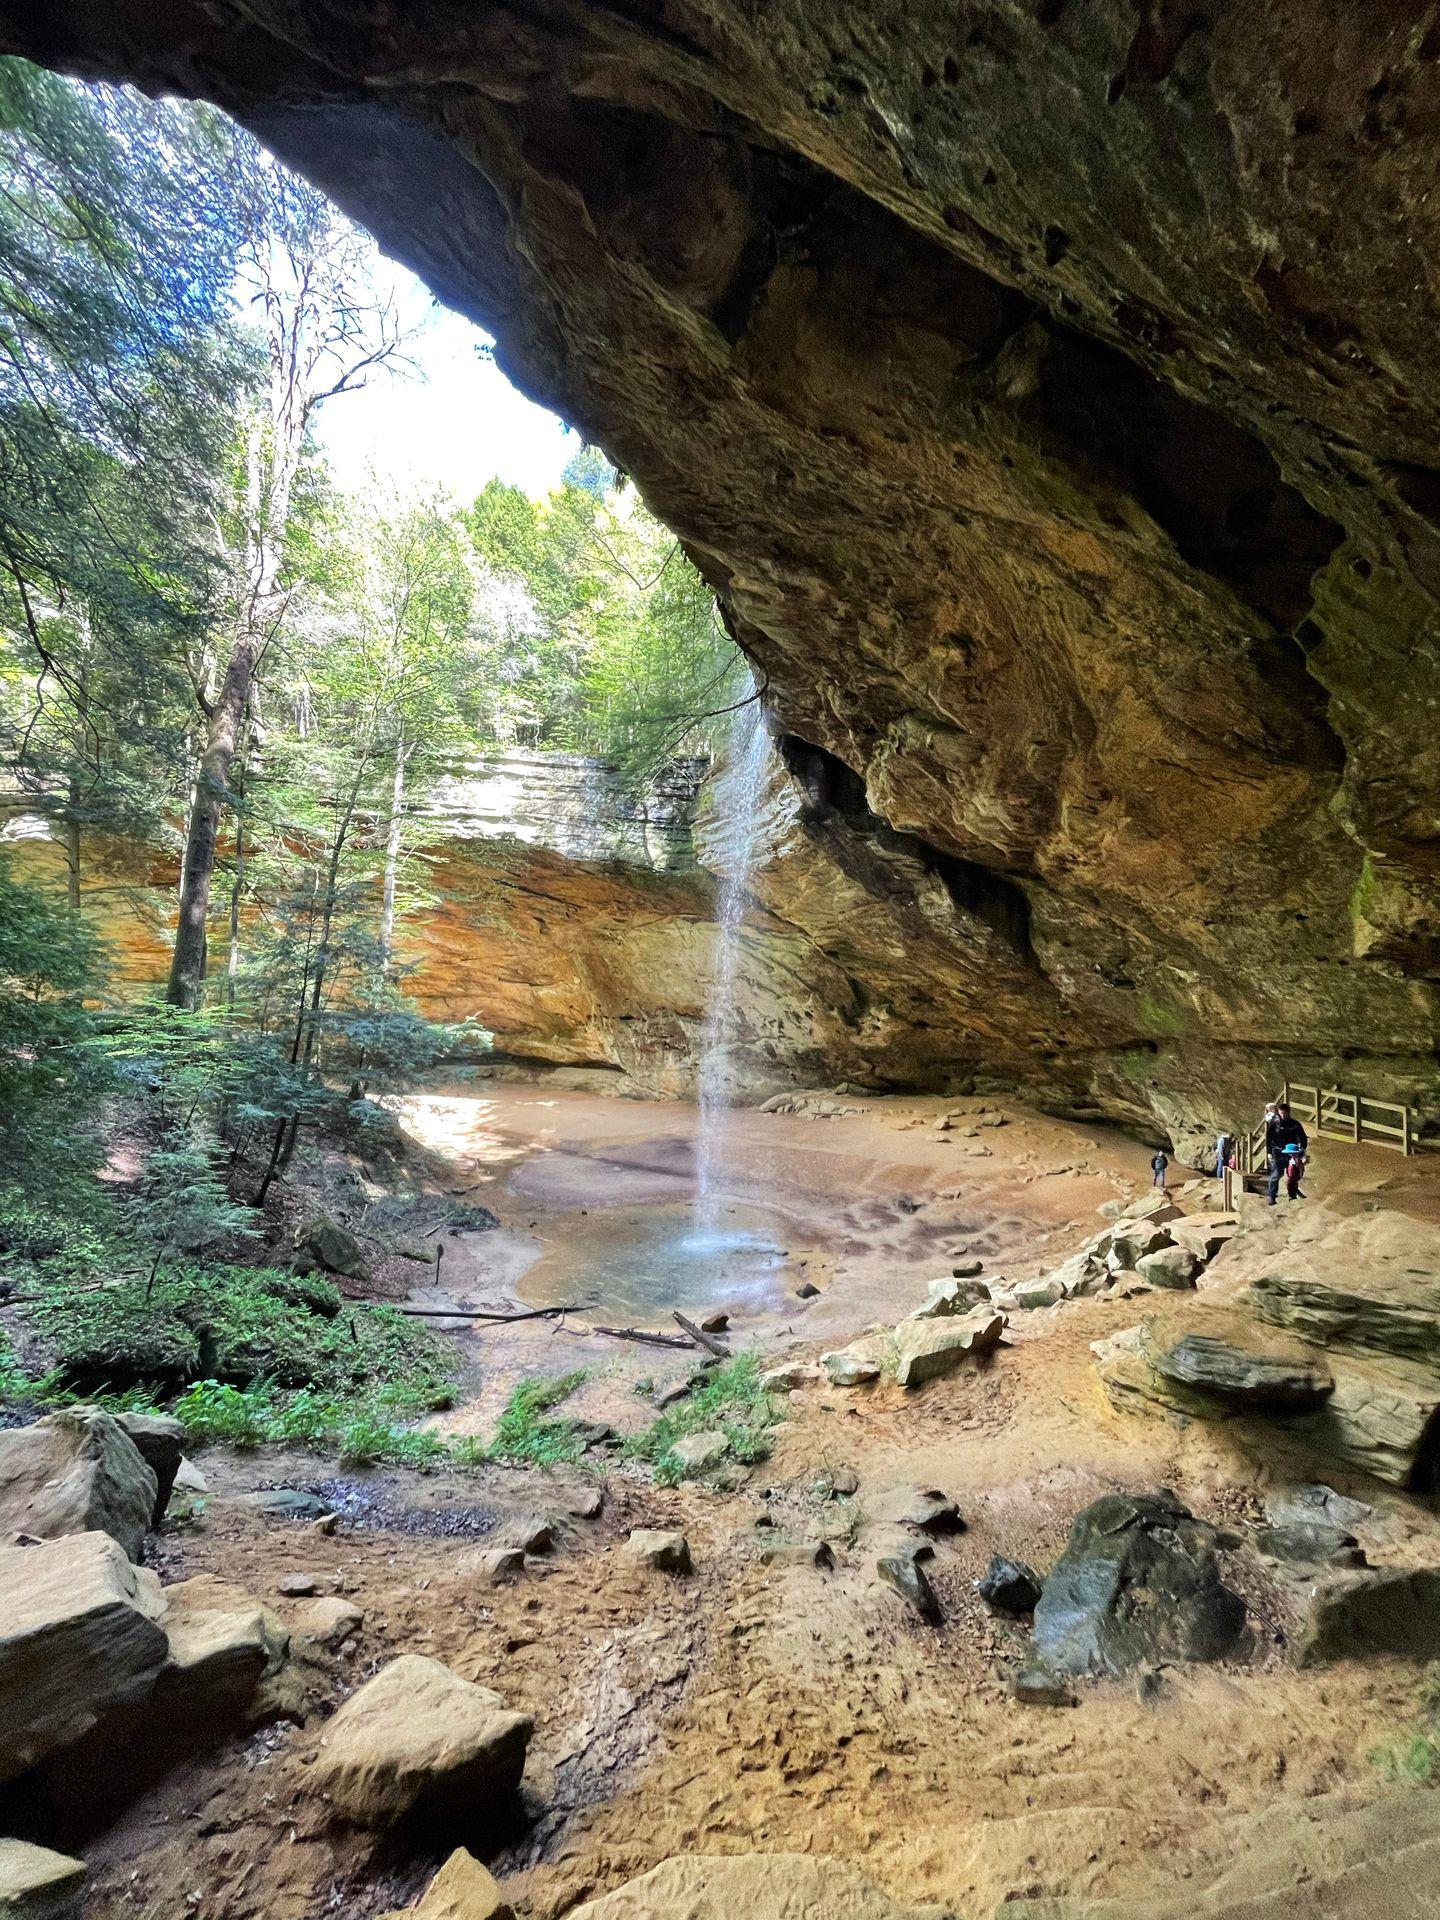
[563,1853,944,1919]
[1295,1567,1440,1665]
[1033,1491,1246,1678]
[308,1653,531,1830]
[382,1849,514,1920]
[821,1332,891,1386]
[156,1573,289,1720]
[0,1532,167,1784]
[893,1309,1004,1387]
[0,1839,86,1919]
[1139,1307,1334,1409]
[0,1408,158,1561]
[114,1412,184,1526]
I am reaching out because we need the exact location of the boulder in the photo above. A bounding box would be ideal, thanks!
[1134,1247,1201,1291]
[502,1516,554,1555]
[821,1333,890,1386]
[905,1276,991,1320]
[979,1556,1042,1614]
[1263,1484,1373,1533]
[876,1549,942,1623]
[382,1849,513,1920]
[156,1573,289,1720]
[0,1839,86,1919]
[699,1312,729,1334]
[277,1572,319,1597]
[1009,1661,1076,1708]
[1139,1308,1334,1409]
[475,1549,526,1584]
[1250,1523,1365,1569]
[1168,1215,1241,1263]
[669,1430,729,1476]
[1291,1351,1440,1487]
[1106,1223,1176,1270]
[293,1597,364,1650]
[293,1213,372,1285]
[625,1529,691,1572]
[892,1309,1004,1387]
[561,1485,604,1519]
[757,1539,835,1570]
[1032,1491,1246,1677]
[114,1412,184,1526]
[951,1259,984,1278]
[1295,1567,1440,1665]
[0,1531,168,1784]
[0,1408,158,1562]
[563,1853,942,1920]
[308,1653,532,1830]
[759,1361,819,1393]
[1247,1266,1440,1362]
[173,1457,209,1496]
[1010,1274,1067,1310]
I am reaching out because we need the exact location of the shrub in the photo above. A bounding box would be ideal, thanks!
[624,1352,781,1473]
[487,1371,588,1467]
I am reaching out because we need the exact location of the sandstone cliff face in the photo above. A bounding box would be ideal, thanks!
[6,1,1439,1139]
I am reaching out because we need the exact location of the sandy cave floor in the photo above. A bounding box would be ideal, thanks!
[45,1085,1440,1919]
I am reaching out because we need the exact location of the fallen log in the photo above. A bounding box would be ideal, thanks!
[391,1301,585,1323]
[557,1321,698,1350]
[674,1311,731,1359]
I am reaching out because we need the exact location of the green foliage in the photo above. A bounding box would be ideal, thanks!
[625,1352,782,1480]
[165,1376,453,1468]
[1370,1663,1440,1788]
[487,1370,589,1467]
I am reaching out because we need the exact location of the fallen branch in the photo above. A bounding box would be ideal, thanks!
[391,1301,585,1323]
[673,1311,731,1359]
[557,1321,698,1350]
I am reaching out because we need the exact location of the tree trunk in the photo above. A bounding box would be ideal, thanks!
[63,785,81,910]
[379,734,407,970]
[165,633,258,1008]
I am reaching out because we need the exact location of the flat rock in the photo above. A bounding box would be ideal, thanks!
[1010,1274,1067,1310]
[1139,1307,1334,1409]
[758,1539,835,1569]
[1009,1661,1076,1708]
[1250,1523,1365,1569]
[1295,1567,1440,1665]
[1033,1491,1246,1677]
[876,1549,942,1622]
[560,1485,603,1519]
[979,1556,1042,1614]
[309,1653,531,1830]
[893,1309,1004,1387]
[173,1457,209,1495]
[1263,1484,1374,1532]
[381,1848,514,1920]
[0,1838,86,1919]
[905,1275,991,1320]
[759,1361,819,1393]
[0,1531,168,1785]
[625,1529,691,1573]
[293,1596,364,1650]
[502,1515,554,1555]
[157,1573,289,1719]
[564,1853,944,1920]
[869,1486,963,1534]
[0,1409,158,1562]
[277,1572,319,1597]
[245,1488,331,1522]
[951,1258,984,1278]
[1167,1215,1241,1262]
[669,1430,729,1476]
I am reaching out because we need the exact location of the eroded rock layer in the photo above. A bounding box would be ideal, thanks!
[5,1,1439,1137]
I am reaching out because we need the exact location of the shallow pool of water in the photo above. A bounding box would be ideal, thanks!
[518,1201,798,1325]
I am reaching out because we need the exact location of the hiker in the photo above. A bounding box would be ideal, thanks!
[1214,1130,1232,1181]
[1282,1142,1308,1202]
[1150,1147,1169,1190]
[1265,1101,1308,1205]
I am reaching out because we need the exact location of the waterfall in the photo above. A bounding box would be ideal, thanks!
[694,699,767,1227]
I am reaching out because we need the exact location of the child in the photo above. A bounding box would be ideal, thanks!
[1151,1148,1168,1190]
[1283,1143,1308,1201]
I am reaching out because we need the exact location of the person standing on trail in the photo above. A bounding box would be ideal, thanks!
[1150,1147,1169,1190]
[1215,1131,1232,1181]
[1265,1101,1308,1206]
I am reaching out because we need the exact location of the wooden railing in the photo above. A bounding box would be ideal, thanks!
[1221,1080,1416,1203]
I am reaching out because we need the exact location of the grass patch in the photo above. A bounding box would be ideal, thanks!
[1369,1663,1440,1787]
[487,1370,589,1467]
[624,1352,783,1485]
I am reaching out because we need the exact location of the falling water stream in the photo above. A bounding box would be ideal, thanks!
[693,699,769,1237]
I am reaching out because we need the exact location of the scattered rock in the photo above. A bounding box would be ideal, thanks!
[245,1488,332,1522]
[951,1258,984,1278]
[699,1312,730,1334]
[625,1529,692,1573]
[668,1430,729,1477]
[869,1487,963,1534]
[1010,1274,1067,1310]
[476,1549,526,1584]
[503,1516,555,1555]
[294,1597,364,1650]
[293,1213,373,1285]
[876,1549,943,1623]
[1106,1222,1177,1270]
[173,1457,209,1496]
[792,1280,820,1300]
[1250,1523,1365,1570]
[113,1412,184,1526]
[1032,1491,1247,1677]
[309,1514,338,1538]
[561,1485,604,1520]
[308,1653,532,1830]
[821,1333,890,1387]
[905,1275,991,1319]
[382,1848,514,1920]
[892,1308,1004,1387]
[0,1409,158,1562]
[760,1361,819,1393]
[276,1572,320,1597]
[0,1531,167,1785]
[979,1556,1042,1614]
[1168,1214,1241,1262]
[0,1838,86,1919]
[1134,1246,1202,1291]
[1296,1567,1440,1665]
[827,1465,860,1497]
[1009,1660,1076,1708]
[758,1539,835,1569]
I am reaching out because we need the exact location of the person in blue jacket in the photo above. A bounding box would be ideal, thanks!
[1265,1102,1308,1205]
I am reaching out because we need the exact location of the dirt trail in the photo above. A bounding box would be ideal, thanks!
[59,1086,1440,1919]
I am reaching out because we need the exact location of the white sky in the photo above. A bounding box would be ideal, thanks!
[313,253,579,504]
